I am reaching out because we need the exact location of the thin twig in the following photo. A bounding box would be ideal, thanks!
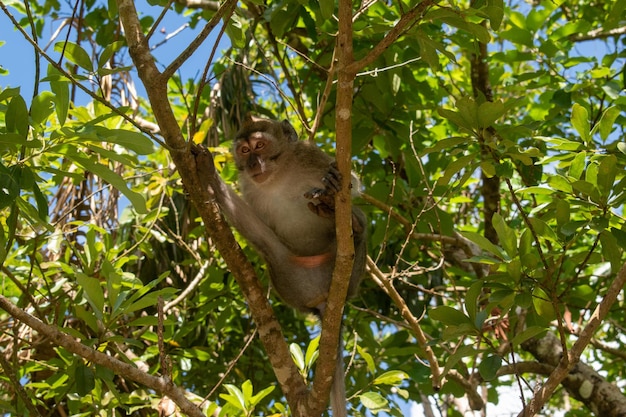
[348,1,435,74]
[0,354,42,417]
[367,257,442,390]
[162,0,237,79]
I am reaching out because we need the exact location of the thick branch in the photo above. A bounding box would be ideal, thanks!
[519,261,626,417]
[117,0,307,412]
[308,0,356,414]
[470,31,500,245]
[0,295,204,417]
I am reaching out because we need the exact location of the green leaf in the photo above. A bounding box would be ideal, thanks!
[548,175,573,193]
[356,345,375,373]
[290,343,305,371]
[460,231,505,258]
[221,384,246,411]
[241,380,253,403]
[101,129,154,155]
[64,147,148,214]
[98,41,124,69]
[74,362,95,396]
[0,133,26,148]
[32,182,48,220]
[500,27,534,47]
[481,161,496,178]
[477,100,505,127]
[456,97,480,129]
[438,108,473,131]
[0,86,21,102]
[478,354,502,381]
[319,0,334,20]
[6,95,29,138]
[492,213,517,257]
[102,259,121,311]
[0,163,20,210]
[74,304,99,333]
[610,227,626,250]
[416,32,440,70]
[464,280,483,324]
[571,103,590,143]
[597,106,620,141]
[30,91,55,126]
[304,335,320,370]
[532,286,555,320]
[250,384,275,406]
[510,326,547,347]
[225,17,245,48]
[436,154,477,187]
[54,41,93,71]
[605,0,626,30]
[373,370,409,386]
[106,0,119,20]
[429,305,472,326]
[528,217,560,246]
[486,0,504,30]
[359,391,388,411]
[421,137,467,155]
[554,199,570,228]
[597,154,617,197]
[123,288,177,316]
[50,79,70,126]
[76,272,105,319]
[600,230,622,273]
[568,152,586,180]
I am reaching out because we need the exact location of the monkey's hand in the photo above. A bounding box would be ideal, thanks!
[304,162,342,218]
[190,143,221,196]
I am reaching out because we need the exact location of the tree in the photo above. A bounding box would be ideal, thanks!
[1,0,625,416]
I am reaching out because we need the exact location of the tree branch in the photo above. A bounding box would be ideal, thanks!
[569,26,626,42]
[307,1,356,414]
[367,258,442,390]
[347,1,435,74]
[176,0,220,10]
[117,0,308,412]
[162,0,237,79]
[0,294,205,417]
[519,261,626,417]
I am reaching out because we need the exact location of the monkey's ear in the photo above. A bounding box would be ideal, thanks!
[281,120,298,142]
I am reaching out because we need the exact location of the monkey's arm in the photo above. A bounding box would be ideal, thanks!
[192,145,290,261]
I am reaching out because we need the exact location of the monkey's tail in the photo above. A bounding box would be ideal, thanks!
[330,336,348,417]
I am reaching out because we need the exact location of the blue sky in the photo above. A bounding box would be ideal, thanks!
[0,0,229,105]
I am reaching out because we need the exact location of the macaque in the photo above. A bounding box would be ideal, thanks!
[200,116,366,417]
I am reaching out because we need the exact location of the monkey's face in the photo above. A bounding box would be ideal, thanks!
[233,118,298,184]
[234,132,280,183]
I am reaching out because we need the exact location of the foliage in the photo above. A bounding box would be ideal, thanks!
[1,0,626,416]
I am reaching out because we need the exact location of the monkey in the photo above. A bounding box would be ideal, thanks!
[198,115,366,417]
